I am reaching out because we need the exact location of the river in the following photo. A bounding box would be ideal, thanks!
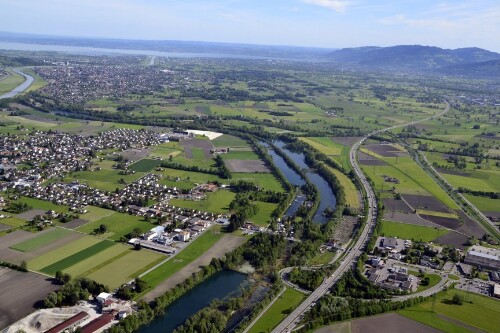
[136,270,247,333]
[268,140,336,223]
[0,68,35,99]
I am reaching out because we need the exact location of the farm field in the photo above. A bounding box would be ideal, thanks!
[299,137,342,156]
[10,228,70,252]
[380,220,449,242]
[464,194,500,213]
[232,173,284,192]
[399,289,500,333]
[40,240,115,275]
[221,150,260,160]
[0,217,26,228]
[76,212,154,241]
[248,287,305,333]
[80,205,115,222]
[141,228,225,288]
[129,158,163,172]
[212,134,249,148]
[325,165,360,208]
[28,235,101,271]
[361,151,458,210]
[86,248,165,289]
[65,169,145,191]
[15,197,69,214]
[169,190,235,213]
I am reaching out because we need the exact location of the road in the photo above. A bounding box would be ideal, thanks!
[0,68,35,99]
[271,98,451,333]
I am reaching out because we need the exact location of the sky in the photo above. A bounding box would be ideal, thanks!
[0,0,499,52]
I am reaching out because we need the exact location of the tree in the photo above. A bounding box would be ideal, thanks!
[20,260,27,272]
[452,294,463,305]
[99,224,108,233]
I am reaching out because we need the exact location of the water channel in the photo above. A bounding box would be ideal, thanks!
[136,270,247,333]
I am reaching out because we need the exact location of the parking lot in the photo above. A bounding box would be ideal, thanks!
[455,279,493,297]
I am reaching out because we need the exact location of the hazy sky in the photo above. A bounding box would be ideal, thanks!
[1,0,499,51]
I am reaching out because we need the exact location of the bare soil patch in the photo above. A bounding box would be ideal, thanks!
[120,148,151,161]
[332,215,358,244]
[0,230,40,250]
[364,144,407,157]
[61,219,89,229]
[225,160,270,173]
[383,198,413,214]
[402,194,451,213]
[330,136,363,147]
[455,210,485,238]
[0,267,59,330]
[358,152,387,166]
[181,139,214,150]
[435,231,469,248]
[183,147,193,159]
[419,214,461,229]
[17,209,47,220]
[316,313,441,333]
[436,168,470,177]
[142,234,246,302]
[19,114,60,124]
[384,212,436,227]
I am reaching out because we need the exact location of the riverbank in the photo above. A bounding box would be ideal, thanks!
[0,68,35,99]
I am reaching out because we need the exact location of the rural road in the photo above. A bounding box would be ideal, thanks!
[0,68,35,99]
[271,97,452,333]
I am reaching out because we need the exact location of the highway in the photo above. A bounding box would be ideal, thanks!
[271,98,451,333]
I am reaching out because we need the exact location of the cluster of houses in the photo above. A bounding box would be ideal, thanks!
[366,262,418,292]
[33,63,177,104]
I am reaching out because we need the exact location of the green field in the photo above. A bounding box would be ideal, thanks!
[77,212,154,241]
[0,69,25,94]
[222,150,260,160]
[250,202,277,227]
[212,134,249,148]
[464,194,500,213]
[399,289,500,333]
[62,243,131,277]
[129,159,163,172]
[10,228,70,252]
[169,190,235,213]
[40,240,115,275]
[308,251,336,265]
[380,220,449,242]
[87,249,165,289]
[0,217,27,228]
[28,235,101,270]
[66,169,144,191]
[361,153,459,209]
[416,274,441,292]
[248,288,305,333]
[81,206,115,222]
[141,228,225,287]
[299,137,342,156]
[232,173,285,192]
[326,165,360,208]
[15,197,69,214]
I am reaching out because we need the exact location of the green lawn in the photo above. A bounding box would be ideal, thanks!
[129,159,163,172]
[87,249,165,289]
[141,228,225,287]
[81,206,115,222]
[15,197,69,214]
[191,148,207,160]
[326,165,360,208]
[399,289,500,333]
[169,190,235,213]
[308,251,336,265]
[40,240,115,275]
[416,273,442,292]
[232,173,285,192]
[464,194,500,213]
[10,228,70,252]
[248,288,305,333]
[28,235,101,270]
[299,137,342,155]
[76,212,154,241]
[380,220,449,242]
[212,134,249,148]
[250,202,277,227]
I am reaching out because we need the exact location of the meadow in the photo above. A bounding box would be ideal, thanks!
[380,220,449,242]
[129,159,163,172]
[10,228,70,252]
[250,202,277,227]
[77,212,154,241]
[326,166,360,208]
[399,289,500,333]
[169,190,235,213]
[248,287,305,333]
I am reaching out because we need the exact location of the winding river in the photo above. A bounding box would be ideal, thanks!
[0,68,35,99]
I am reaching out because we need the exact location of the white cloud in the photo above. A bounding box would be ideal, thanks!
[301,0,349,13]
[380,14,455,29]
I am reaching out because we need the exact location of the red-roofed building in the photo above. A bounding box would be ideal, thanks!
[80,313,114,333]
[45,311,89,333]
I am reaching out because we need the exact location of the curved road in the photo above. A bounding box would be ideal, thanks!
[0,68,35,99]
[271,98,451,333]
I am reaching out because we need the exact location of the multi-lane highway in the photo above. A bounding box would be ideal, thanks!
[271,98,451,333]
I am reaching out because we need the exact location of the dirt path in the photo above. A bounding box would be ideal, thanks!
[142,234,246,302]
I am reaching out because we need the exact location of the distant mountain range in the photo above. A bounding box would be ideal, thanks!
[327,45,500,78]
